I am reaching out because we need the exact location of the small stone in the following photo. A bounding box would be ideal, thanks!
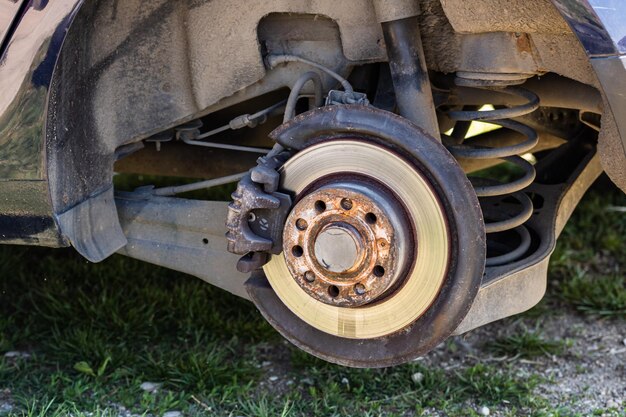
[3,351,30,359]
[411,372,424,384]
[606,399,618,409]
[341,377,349,385]
[301,377,314,385]
[139,382,160,393]
[162,411,182,417]
[479,406,490,416]
[261,361,272,367]
[268,375,278,382]
[622,337,626,347]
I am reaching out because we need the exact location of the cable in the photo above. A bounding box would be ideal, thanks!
[266,54,353,93]
[152,172,247,196]
[196,100,287,141]
[182,139,270,154]
[284,71,324,122]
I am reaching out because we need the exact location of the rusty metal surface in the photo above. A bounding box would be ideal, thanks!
[282,183,408,307]
[457,32,541,79]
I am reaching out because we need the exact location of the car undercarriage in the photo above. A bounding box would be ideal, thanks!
[0,0,624,367]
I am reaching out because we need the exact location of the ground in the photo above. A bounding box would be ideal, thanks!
[0,177,624,417]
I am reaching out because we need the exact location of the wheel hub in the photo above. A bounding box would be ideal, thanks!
[282,183,410,307]
[314,223,361,273]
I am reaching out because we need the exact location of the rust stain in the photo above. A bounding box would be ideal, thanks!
[515,33,532,54]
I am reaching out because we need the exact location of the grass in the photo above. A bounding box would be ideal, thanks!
[548,178,626,318]
[0,178,624,416]
[485,328,568,359]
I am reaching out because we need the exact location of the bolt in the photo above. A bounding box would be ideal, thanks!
[304,271,315,282]
[354,283,366,295]
[340,198,353,210]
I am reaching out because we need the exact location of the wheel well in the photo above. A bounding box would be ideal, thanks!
[46,0,616,261]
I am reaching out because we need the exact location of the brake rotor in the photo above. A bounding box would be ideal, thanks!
[246,105,486,367]
[264,140,449,338]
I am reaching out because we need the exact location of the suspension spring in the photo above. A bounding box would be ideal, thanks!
[445,77,540,266]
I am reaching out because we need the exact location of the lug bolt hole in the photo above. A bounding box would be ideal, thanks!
[314,200,327,213]
[304,271,315,282]
[292,245,304,257]
[365,212,377,224]
[354,283,366,295]
[373,265,385,277]
[328,285,340,298]
[340,198,353,210]
[296,218,308,230]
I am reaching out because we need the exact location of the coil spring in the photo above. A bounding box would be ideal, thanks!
[446,78,540,266]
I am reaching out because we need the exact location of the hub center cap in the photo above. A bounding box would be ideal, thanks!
[314,224,362,273]
[282,180,411,307]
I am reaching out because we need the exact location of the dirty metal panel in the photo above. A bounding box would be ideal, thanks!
[115,194,251,300]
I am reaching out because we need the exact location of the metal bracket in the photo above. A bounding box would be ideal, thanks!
[325,90,370,106]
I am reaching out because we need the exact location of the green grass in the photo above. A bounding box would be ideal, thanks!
[547,179,626,318]
[485,327,568,359]
[0,179,624,416]
[559,271,626,318]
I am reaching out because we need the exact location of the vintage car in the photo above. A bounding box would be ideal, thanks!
[0,0,624,367]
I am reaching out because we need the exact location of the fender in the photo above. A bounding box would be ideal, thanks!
[0,0,25,48]
[0,0,84,247]
[550,0,626,190]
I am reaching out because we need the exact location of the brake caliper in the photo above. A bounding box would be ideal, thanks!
[226,152,291,273]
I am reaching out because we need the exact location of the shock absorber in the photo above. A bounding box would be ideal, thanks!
[445,76,540,266]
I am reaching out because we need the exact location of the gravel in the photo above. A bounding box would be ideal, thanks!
[411,372,424,384]
[253,308,624,415]
[139,382,161,393]
[421,310,626,415]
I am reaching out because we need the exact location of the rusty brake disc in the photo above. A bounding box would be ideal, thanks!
[246,105,486,367]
